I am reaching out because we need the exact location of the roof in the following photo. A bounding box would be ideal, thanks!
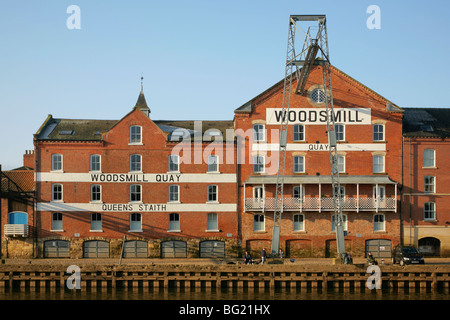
[133,89,150,113]
[244,175,397,185]
[1,170,35,193]
[235,63,403,114]
[35,116,234,142]
[402,108,450,138]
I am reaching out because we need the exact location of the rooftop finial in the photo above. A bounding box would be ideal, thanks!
[140,73,144,93]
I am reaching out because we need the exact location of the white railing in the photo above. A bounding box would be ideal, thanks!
[4,224,29,237]
[245,197,396,212]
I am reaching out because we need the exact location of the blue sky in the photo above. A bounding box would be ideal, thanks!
[1,0,449,169]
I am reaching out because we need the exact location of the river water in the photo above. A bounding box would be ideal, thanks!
[0,286,448,300]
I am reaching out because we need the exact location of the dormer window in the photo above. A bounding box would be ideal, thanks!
[130,125,142,144]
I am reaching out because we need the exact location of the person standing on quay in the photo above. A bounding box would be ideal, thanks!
[261,248,267,264]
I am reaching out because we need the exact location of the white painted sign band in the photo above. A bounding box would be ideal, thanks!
[266,108,371,125]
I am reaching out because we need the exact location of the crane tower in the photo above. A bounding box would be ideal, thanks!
[271,15,346,262]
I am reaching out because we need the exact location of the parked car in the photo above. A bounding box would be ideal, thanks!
[391,245,425,266]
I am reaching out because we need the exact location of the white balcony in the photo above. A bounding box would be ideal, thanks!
[244,197,396,212]
[4,224,29,237]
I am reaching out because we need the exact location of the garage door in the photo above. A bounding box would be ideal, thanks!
[200,240,225,258]
[83,240,110,258]
[366,239,391,259]
[161,240,187,258]
[123,240,148,258]
[44,240,70,258]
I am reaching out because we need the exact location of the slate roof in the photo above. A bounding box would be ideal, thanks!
[402,108,450,138]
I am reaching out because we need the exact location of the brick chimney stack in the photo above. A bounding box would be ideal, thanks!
[23,150,35,169]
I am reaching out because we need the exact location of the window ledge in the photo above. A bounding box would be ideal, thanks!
[128,229,143,233]
[51,200,65,203]
[167,229,182,233]
[90,201,103,204]
[205,229,220,233]
[89,230,103,232]
[128,142,144,146]
[50,229,64,232]
[206,201,220,204]
[168,201,181,204]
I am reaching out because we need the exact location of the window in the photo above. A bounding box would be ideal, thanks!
[293,124,305,141]
[424,149,435,167]
[207,155,218,172]
[253,124,265,142]
[207,213,218,231]
[293,155,305,173]
[337,155,345,173]
[373,214,385,231]
[373,155,384,173]
[130,184,142,202]
[91,184,101,202]
[168,155,179,172]
[52,184,63,201]
[91,213,102,231]
[52,212,63,231]
[331,214,347,231]
[253,214,265,231]
[130,125,142,144]
[90,154,101,172]
[373,124,384,141]
[169,185,179,202]
[51,154,63,171]
[130,213,142,231]
[424,202,436,220]
[293,214,305,232]
[253,155,264,173]
[310,88,326,103]
[293,186,305,200]
[335,124,345,141]
[424,176,435,193]
[207,185,218,202]
[169,213,180,231]
[130,154,142,172]
[334,185,345,199]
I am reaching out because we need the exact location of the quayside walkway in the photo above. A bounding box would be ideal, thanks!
[0,258,449,292]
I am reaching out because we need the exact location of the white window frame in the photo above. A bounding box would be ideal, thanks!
[207,185,218,203]
[129,125,142,144]
[253,124,265,142]
[129,213,142,232]
[423,149,435,168]
[373,213,385,232]
[90,184,102,202]
[90,154,101,172]
[424,202,436,220]
[168,155,179,172]
[52,183,63,202]
[90,213,102,231]
[206,212,218,231]
[373,124,384,141]
[130,154,142,172]
[373,155,385,173]
[253,214,265,231]
[335,124,345,141]
[293,155,305,173]
[337,155,346,173]
[253,155,265,173]
[169,185,179,202]
[293,214,305,232]
[169,213,180,232]
[293,124,305,142]
[129,184,142,202]
[331,214,348,232]
[207,155,219,173]
[424,176,435,193]
[51,154,63,172]
[51,212,63,231]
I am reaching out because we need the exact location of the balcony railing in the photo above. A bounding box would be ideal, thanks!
[4,224,29,237]
[244,197,396,212]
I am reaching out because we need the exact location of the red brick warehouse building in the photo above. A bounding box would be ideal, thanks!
[401,108,450,256]
[234,64,404,258]
[33,88,239,259]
